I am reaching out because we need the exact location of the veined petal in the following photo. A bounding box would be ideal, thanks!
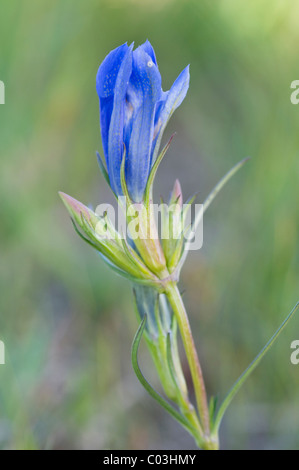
[140,39,157,65]
[98,97,112,171]
[96,43,130,167]
[151,65,190,165]
[96,43,133,195]
[125,46,162,201]
[107,44,133,195]
[151,90,168,155]
[160,65,190,127]
[123,41,158,149]
[96,43,130,99]
[96,42,188,201]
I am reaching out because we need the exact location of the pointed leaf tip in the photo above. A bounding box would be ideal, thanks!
[59,192,99,230]
[59,192,89,217]
[170,179,183,207]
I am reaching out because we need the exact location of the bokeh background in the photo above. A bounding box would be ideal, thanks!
[0,0,298,450]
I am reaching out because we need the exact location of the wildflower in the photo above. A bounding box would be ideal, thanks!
[59,42,268,452]
[96,40,189,202]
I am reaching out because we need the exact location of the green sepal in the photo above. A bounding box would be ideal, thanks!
[120,236,155,279]
[120,147,132,205]
[144,134,175,207]
[96,151,110,187]
[99,252,159,286]
[59,192,98,228]
[160,180,185,270]
[71,218,154,285]
[80,213,157,281]
[71,218,101,252]
[60,191,160,284]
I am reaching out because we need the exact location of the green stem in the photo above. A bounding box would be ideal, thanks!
[165,281,210,437]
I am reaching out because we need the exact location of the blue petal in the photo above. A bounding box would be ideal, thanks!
[98,96,113,173]
[152,90,168,137]
[96,44,132,192]
[108,48,134,195]
[151,65,190,165]
[96,43,129,167]
[96,43,130,98]
[98,44,133,195]
[125,46,162,201]
[139,39,157,65]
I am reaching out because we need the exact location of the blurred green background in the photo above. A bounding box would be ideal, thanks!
[0,0,298,450]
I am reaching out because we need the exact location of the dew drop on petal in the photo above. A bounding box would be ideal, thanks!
[147,60,154,68]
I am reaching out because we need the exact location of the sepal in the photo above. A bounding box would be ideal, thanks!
[160,180,188,274]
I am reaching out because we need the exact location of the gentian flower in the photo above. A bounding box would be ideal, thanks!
[60,40,265,451]
[96,40,189,202]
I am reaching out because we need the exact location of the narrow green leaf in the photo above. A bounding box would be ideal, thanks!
[71,220,157,286]
[131,316,197,436]
[166,333,182,394]
[208,396,218,428]
[203,157,250,215]
[144,134,175,206]
[213,301,299,433]
[71,218,101,252]
[120,235,155,278]
[178,157,250,271]
[195,157,250,241]
[99,252,157,285]
[96,151,110,187]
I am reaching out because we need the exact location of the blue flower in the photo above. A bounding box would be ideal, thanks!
[96,40,189,202]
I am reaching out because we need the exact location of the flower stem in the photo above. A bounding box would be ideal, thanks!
[165,281,211,438]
